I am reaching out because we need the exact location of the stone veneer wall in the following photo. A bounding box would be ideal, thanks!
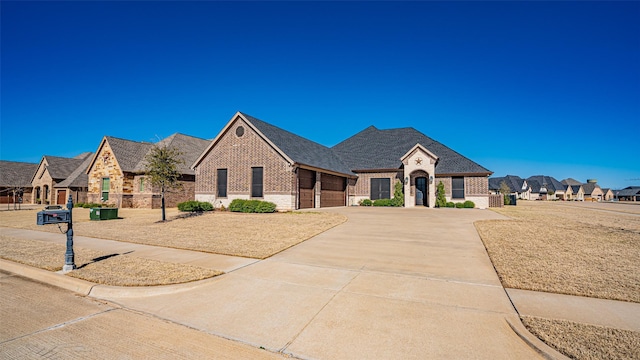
[195,119,295,210]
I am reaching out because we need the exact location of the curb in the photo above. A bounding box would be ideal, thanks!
[506,317,568,360]
[0,259,94,295]
[0,258,224,299]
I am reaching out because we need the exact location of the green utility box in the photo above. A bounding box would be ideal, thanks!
[89,207,119,220]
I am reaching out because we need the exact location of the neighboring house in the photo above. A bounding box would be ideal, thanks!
[0,160,38,204]
[601,188,614,201]
[86,134,210,208]
[31,153,93,205]
[615,186,640,202]
[582,181,603,201]
[488,175,531,200]
[527,175,566,200]
[567,184,585,201]
[192,112,492,210]
[561,178,582,186]
[527,179,542,200]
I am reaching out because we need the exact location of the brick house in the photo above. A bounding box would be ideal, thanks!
[0,160,38,204]
[488,175,532,200]
[193,112,492,209]
[30,153,93,205]
[86,134,210,208]
[565,184,585,201]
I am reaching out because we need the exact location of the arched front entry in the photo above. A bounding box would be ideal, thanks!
[410,170,430,207]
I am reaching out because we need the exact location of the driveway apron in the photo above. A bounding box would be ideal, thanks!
[95,207,544,359]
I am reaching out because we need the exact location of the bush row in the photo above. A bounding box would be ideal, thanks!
[444,201,475,208]
[75,202,115,208]
[228,199,277,213]
[177,200,214,212]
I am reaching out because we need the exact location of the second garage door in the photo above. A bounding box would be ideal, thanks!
[298,169,315,209]
[320,173,346,207]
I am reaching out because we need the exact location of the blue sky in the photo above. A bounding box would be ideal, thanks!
[2,1,638,189]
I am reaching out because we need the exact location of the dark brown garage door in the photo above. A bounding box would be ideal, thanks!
[320,173,346,207]
[298,169,315,209]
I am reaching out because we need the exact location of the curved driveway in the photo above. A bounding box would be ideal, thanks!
[97,207,545,359]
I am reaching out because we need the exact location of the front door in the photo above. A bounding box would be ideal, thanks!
[415,177,427,206]
[57,190,66,205]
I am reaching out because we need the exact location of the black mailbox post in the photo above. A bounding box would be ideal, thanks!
[36,195,75,271]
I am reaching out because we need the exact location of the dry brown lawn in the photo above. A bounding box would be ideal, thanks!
[0,208,347,259]
[475,201,640,303]
[0,236,221,286]
[521,315,640,360]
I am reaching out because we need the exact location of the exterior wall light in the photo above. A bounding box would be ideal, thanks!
[429,176,434,184]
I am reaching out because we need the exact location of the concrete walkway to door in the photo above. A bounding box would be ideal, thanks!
[91,207,560,359]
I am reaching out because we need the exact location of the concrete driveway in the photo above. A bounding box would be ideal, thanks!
[95,207,545,359]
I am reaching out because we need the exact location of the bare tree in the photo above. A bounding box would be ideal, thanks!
[143,143,184,221]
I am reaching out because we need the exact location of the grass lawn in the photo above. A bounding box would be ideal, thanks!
[475,201,640,302]
[476,201,640,359]
[0,236,221,286]
[0,207,347,259]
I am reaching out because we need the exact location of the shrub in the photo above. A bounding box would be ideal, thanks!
[436,181,447,208]
[229,199,244,212]
[359,199,373,206]
[373,198,394,206]
[74,203,84,208]
[177,200,213,212]
[463,200,475,208]
[455,202,464,208]
[445,202,455,208]
[228,199,276,213]
[83,203,102,208]
[390,180,404,207]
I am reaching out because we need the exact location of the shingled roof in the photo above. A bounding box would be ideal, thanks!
[241,113,355,176]
[39,155,91,181]
[615,186,640,197]
[489,175,526,192]
[0,160,38,187]
[582,182,601,196]
[134,133,210,175]
[332,126,491,175]
[562,178,582,186]
[54,153,93,188]
[527,175,566,193]
[104,136,153,173]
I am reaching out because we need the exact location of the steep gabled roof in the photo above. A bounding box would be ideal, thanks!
[134,133,210,176]
[570,185,583,193]
[55,153,94,188]
[42,155,90,180]
[582,182,601,195]
[489,175,526,192]
[0,160,38,187]
[527,175,565,193]
[332,126,491,175]
[562,178,583,186]
[528,180,542,193]
[105,136,153,173]
[240,113,355,176]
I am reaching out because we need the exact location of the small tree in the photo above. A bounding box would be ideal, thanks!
[144,143,184,221]
[435,181,447,207]
[499,181,512,205]
[391,180,404,207]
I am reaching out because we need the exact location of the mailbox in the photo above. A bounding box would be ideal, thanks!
[37,210,71,225]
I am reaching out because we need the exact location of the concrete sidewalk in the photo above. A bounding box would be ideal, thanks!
[1,208,572,359]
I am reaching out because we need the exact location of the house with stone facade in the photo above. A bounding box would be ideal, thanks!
[565,184,585,201]
[86,134,209,208]
[527,175,566,200]
[192,112,492,210]
[30,153,93,205]
[0,160,38,204]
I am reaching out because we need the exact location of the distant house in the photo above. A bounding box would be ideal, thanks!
[615,187,640,202]
[601,188,614,201]
[527,175,566,200]
[193,112,492,210]
[561,178,582,186]
[86,134,210,208]
[31,153,93,205]
[582,182,604,201]
[0,160,38,204]
[566,184,585,201]
[488,175,531,200]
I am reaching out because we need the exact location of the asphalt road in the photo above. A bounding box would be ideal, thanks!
[0,270,283,359]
